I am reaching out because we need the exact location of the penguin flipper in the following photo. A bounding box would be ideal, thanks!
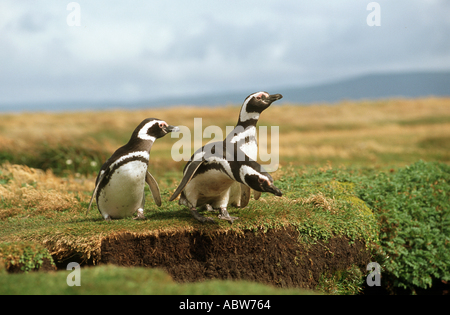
[146,171,162,207]
[239,184,251,208]
[253,190,262,200]
[169,160,205,202]
[87,170,106,215]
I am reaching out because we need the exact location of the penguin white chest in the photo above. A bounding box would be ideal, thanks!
[98,160,147,219]
[184,169,234,207]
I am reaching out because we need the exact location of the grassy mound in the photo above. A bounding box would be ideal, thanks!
[0,264,317,295]
[0,163,376,294]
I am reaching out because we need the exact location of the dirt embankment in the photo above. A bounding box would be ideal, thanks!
[96,227,370,289]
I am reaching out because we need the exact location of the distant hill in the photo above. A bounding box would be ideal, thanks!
[1,71,449,112]
[150,71,450,106]
[278,71,450,104]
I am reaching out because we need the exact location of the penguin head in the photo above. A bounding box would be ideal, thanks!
[241,166,283,197]
[239,92,283,122]
[133,118,180,142]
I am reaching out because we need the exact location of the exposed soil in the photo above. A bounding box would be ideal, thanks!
[8,227,449,294]
[7,258,56,273]
[99,227,371,290]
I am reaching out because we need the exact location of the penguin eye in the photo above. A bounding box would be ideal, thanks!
[258,178,265,184]
[159,122,168,129]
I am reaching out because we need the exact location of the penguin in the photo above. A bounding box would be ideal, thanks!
[225,92,283,208]
[169,92,283,223]
[169,141,282,223]
[87,118,179,220]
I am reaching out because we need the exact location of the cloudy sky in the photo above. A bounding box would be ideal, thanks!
[1,0,449,107]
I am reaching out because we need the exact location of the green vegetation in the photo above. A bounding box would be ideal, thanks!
[0,241,55,273]
[275,167,378,245]
[354,161,450,293]
[316,264,364,295]
[0,264,316,295]
[0,140,109,176]
[0,163,377,266]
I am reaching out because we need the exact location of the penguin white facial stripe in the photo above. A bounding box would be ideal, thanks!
[239,165,269,185]
[110,151,150,170]
[245,91,268,103]
[240,109,260,122]
[138,120,163,141]
[239,92,266,122]
[255,92,269,99]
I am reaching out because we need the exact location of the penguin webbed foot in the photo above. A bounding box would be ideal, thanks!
[205,204,219,212]
[133,208,146,220]
[189,207,216,223]
[218,207,239,224]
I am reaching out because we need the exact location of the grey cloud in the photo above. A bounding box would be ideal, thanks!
[1,0,450,106]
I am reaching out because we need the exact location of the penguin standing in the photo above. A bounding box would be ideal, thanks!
[88,118,179,220]
[169,92,283,223]
[226,92,282,207]
[169,142,282,223]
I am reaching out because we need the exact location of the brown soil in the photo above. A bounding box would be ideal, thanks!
[7,258,56,273]
[100,227,371,289]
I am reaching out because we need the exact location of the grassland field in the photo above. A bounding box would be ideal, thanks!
[0,97,449,295]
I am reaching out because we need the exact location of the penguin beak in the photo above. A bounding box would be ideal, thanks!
[267,184,283,197]
[261,94,283,106]
[268,94,283,103]
[165,125,180,133]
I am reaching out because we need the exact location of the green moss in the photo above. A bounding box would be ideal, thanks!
[0,242,55,272]
[316,264,364,295]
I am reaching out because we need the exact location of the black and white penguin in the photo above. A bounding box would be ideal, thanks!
[169,92,283,223]
[87,118,179,220]
[169,142,282,223]
[226,92,283,207]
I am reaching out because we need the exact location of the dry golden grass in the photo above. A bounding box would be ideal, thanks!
[273,98,450,165]
[0,163,92,191]
[265,97,450,125]
[0,163,92,220]
[1,97,449,179]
